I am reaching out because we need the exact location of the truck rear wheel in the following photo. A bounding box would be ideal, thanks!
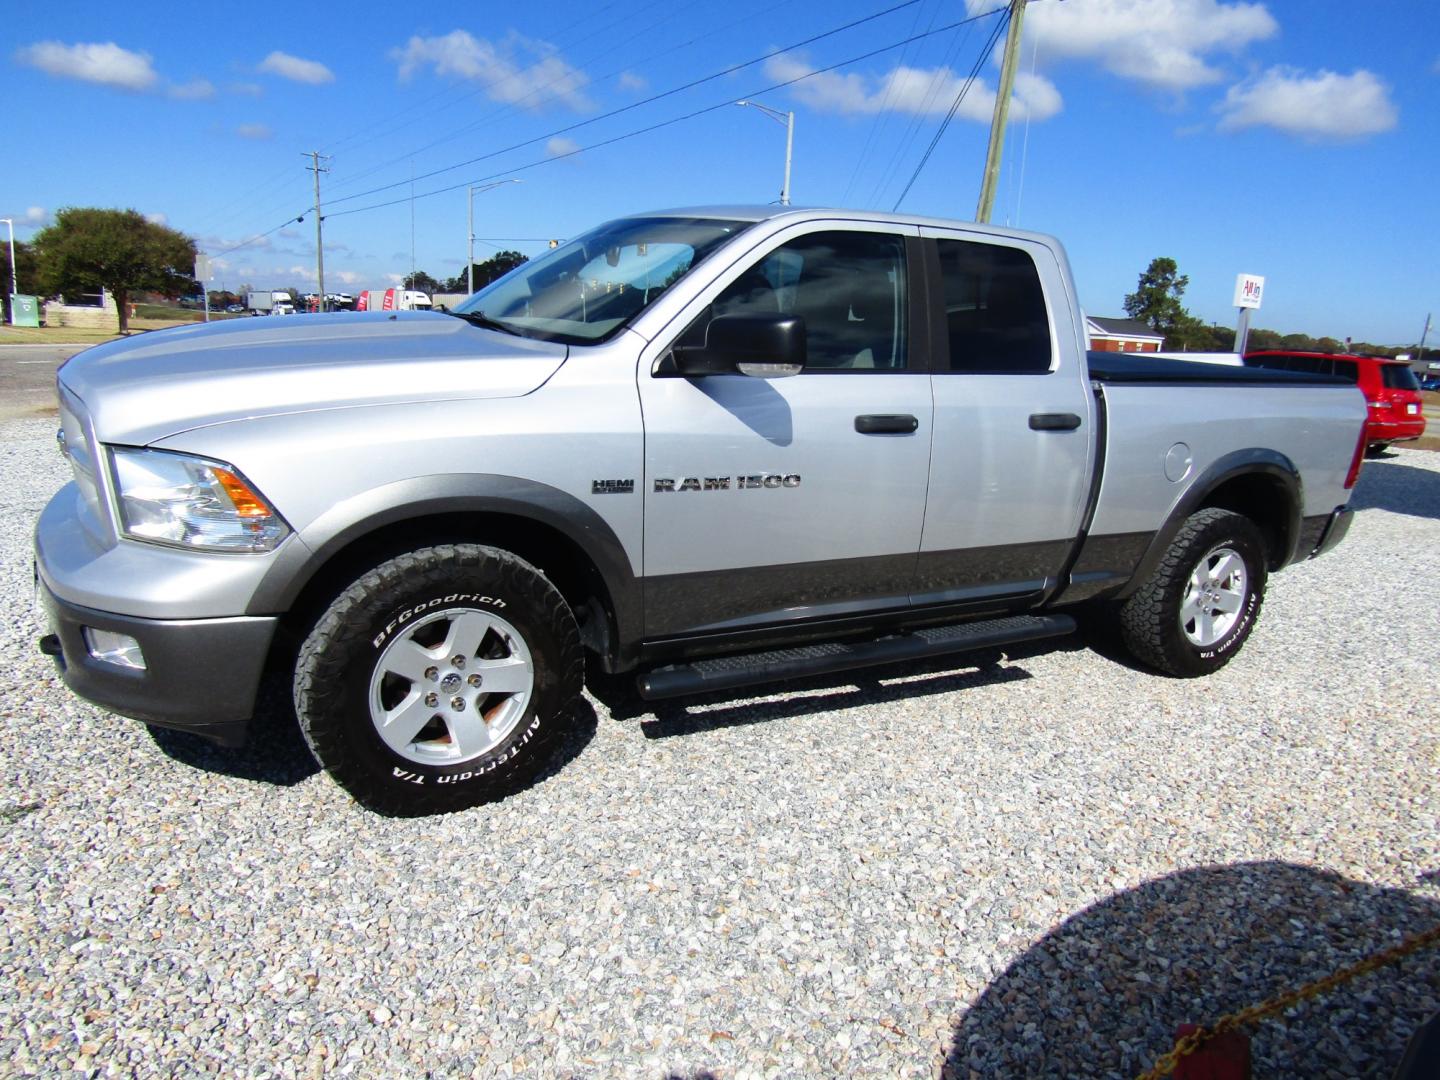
[294,544,582,815]
[1118,508,1267,677]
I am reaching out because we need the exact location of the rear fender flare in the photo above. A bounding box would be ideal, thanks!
[1115,449,1301,600]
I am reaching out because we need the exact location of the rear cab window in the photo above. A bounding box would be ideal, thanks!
[933,239,1052,373]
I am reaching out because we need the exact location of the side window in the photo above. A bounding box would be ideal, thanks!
[936,239,1052,373]
[1332,360,1359,383]
[1287,356,1328,375]
[675,230,908,371]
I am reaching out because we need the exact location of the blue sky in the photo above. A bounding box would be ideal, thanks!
[4,0,1437,344]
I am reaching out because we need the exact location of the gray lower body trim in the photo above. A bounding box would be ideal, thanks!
[1052,531,1151,604]
[38,578,276,745]
[644,552,915,640]
[643,540,1071,643]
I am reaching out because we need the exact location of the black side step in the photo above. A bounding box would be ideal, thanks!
[635,613,1076,700]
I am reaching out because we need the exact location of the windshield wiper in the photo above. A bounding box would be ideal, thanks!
[444,309,521,336]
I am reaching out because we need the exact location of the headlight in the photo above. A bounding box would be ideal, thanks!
[109,447,289,553]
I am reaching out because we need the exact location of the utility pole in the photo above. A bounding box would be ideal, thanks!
[975,0,1027,224]
[305,151,330,311]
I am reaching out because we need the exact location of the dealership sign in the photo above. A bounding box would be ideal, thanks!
[1234,273,1265,309]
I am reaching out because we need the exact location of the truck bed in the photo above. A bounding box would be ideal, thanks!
[1086,351,1351,386]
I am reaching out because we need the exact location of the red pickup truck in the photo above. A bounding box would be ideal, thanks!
[1245,350,1425,456]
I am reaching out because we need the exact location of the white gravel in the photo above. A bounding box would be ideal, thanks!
[0,413,1436,1078]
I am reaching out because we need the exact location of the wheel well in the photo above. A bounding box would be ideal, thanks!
[279,512,619,663]
[1198,474,1294,569]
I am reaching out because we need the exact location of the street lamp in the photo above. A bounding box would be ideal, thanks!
[1,218,16,323]
[467,179,523,294]
[735,100,795,206]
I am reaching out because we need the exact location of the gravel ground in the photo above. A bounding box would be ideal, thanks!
[0,413,1436,1079]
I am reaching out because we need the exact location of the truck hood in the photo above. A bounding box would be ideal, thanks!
[58,311,568,445]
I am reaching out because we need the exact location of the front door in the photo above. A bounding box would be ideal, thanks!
[638,224,933,640]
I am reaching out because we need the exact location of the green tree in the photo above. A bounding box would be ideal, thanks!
[1246,328,1282,352]
[445,250,529,293]
[1123,257,1200,348]
[33,208,196,333]
[403,270,442,294]
[0,239,40,323]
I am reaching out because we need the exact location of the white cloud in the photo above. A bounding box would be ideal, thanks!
[333,270,363,286]
[258,51,334,85]
[1217,67,1398,139]
[966,0,1278,92]
[763,53,1061,122]
[236,122,273,140]
[229,81,264,97]
[168,78,215,100]
[617,70,647,92]
[15,41,158,91]
[145,212,168,226]
[393,30,590,111]
[23,207,48,227]
[385,273,405,286]
[546,136,581,157]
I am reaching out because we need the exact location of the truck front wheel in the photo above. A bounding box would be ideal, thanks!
[1118,508,1267,677]
[294,544,583,815]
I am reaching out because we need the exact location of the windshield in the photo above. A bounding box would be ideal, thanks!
[454,216,752,345]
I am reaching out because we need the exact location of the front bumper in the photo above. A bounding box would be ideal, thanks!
[37,576,276,746]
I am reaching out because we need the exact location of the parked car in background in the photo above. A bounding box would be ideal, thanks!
[1244,350,1425,456]
[1420,375,1440,392]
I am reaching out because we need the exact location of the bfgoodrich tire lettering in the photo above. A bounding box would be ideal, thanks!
[295,544,582,815]
[1119,508,1267,678]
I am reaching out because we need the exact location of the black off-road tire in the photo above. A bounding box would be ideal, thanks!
[294,544,582,815]
[1118,508,1267,678]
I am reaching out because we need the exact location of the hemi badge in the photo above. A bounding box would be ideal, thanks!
[592,479,635,495]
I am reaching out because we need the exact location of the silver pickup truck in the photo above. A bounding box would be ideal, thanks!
[35,207,1366,814]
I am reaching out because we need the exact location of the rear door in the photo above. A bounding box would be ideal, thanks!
[915,227,1095,608]
[637,222,933,640]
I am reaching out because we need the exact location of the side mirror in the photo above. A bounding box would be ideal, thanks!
[673,313,806,378]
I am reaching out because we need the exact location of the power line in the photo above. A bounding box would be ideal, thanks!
[208,218,302,259]
[891,7,1010,211]
[207,3,1006,256]
[840,0,937,205]
[325,5,1007,221]
[864,12,979,208]
[325,0,940,210]
[324,0,786,199]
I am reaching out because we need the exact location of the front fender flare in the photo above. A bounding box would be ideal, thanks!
[245,473,641,653]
